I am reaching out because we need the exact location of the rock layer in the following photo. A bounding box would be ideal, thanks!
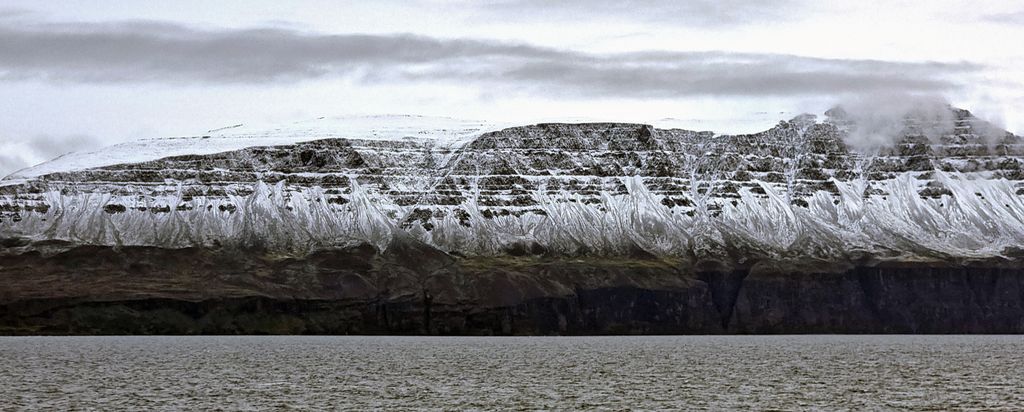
[2,243,1023,335]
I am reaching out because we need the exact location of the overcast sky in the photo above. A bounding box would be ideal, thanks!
[1,0,1022,176]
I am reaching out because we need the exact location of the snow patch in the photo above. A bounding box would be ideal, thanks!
[8,115,508,179]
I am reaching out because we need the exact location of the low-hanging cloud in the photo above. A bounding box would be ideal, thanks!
[827,92,1017,155]
[0,15,981,99]
[25,134,103,158]
[0,153,24,178]
[829,94,956,153]
[0,134,102,177]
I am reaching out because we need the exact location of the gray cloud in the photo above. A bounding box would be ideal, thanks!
[0,17,981,98]
[473,53,976,98]
[0,8,31,19]
[0,134,102,177]
[0,153,26,178]
[26,134,102,157]
[982,10,1024,25]
[475,0,803,27]
[831,94,956,152]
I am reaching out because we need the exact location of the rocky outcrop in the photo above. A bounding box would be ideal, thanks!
[2,240,1023,335]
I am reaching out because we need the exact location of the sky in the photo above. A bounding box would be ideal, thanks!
[0,0,1022,176]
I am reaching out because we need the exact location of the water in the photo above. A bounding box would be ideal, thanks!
[1,335,1022,410]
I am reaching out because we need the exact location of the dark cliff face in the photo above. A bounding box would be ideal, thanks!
[3,241,1023,335]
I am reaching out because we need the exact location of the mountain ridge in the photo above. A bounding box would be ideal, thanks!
[2,107,1023,264]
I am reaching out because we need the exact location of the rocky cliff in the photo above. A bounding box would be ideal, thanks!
[2,242,1023,334]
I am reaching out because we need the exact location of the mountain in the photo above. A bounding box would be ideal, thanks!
[4,108,1024,335]
[2,108,1022,261]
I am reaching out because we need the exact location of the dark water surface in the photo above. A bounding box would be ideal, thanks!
[1,335,1022,410]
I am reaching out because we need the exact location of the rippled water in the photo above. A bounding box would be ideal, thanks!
[1,335,1023,410]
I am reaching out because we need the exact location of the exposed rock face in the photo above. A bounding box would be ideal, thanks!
[2,109,1024,334]
[2,244,1023,335]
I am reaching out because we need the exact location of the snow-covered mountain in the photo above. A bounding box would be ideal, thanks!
[2,109,1022,263]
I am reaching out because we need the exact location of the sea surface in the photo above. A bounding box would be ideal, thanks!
[1,335,1022,410]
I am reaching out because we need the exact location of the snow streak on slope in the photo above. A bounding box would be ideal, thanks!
[2,109,1023,264]
[3,171,1023,262]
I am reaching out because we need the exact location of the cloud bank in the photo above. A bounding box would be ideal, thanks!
[828,94,957,153]
[0,17,980,99]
